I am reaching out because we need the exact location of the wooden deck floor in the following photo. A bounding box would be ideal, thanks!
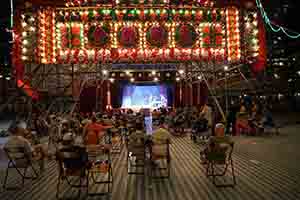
[0,135,299,200]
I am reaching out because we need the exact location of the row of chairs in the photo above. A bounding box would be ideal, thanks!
[2,128,235,199]
[127,136,171,179]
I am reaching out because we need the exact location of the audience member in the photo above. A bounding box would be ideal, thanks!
[5,121,47,172]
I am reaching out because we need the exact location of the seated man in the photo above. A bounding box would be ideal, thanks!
[152,118,171,143]
[5,121,47,172]
[151,118,171,158]
[127,121,147,163]
[128,120,146,145]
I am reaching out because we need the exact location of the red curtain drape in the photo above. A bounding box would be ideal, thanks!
[174,82,181,107]
[200,82,208,105]
[79,86,96,113]
[110,81,120,108]
[101,80,108,111]
[192,83,198,106]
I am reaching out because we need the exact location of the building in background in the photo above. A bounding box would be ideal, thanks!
[262,0,300,111]
[0,0,13,103]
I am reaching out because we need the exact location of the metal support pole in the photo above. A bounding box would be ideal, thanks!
[225,72,228,116]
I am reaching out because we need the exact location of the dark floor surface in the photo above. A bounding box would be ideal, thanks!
[0,125,300,200]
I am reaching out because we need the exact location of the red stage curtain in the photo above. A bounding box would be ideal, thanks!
[192,83,198,107]
[79,86,96,113]
[174,82,181,107]
[101,80,108,111]
[200,82,208,105]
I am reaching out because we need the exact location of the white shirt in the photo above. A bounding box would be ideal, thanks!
[4,135,34,158]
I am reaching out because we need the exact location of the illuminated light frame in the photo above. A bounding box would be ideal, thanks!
[244,12,259,58]
[55,21,226,63]
[19,4,263,65]
[65,0,214,7]
[21,13,37,62]
[226,7,241,62]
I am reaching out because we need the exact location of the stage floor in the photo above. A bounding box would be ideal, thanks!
[1,131,300,200]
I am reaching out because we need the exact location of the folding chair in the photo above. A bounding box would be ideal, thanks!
[127,136,146,175]
[108,127,122,154]
[191,119,210,143]
[86,145,113,196]
[3,147,39,189]
[203,137,236,187]
[56,146,88,199]
[150,139,171,179]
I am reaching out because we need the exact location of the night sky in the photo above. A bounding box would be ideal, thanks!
[262,0,300,33]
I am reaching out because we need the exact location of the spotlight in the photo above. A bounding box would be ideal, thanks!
[197,76,202,80]
[224,65,229,71]
[176,77,180,81]
[130,78,134,82]
[5,77,11,80]
[109,78,114,83]
[125,71,130,75]
[154,77,158,82]
[179,70,184,75]
[0,75,3,78]
[151,70,156,75]
[102,70,108,75]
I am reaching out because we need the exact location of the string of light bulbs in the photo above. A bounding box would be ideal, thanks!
[256,0,300,39]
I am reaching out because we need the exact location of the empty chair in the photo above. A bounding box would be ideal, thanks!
[86,145,113,196]
[56,146,88,199]
[3,147,39,189]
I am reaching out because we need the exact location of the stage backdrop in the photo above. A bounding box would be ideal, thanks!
[119,81,174,110]
[79,80,207,113]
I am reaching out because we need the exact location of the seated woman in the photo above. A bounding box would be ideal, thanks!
[151,118,171,158]
[5,121,47,172]
[235,112,250,136]
[200,123,231,163]
[173,113,185,135]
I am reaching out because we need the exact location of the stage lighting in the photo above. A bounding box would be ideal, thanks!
[109,78,114,83]
[102,70,108,75]
[126,71,130,75]
[176,77,180,81]
[179,69,184,75]
[198,76,202,80]
[154,77,158,82]
[151,70,156,75]
[224,65,229,71]
[130,78,135,82]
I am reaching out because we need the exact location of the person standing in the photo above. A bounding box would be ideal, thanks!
[226,102,239,135]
